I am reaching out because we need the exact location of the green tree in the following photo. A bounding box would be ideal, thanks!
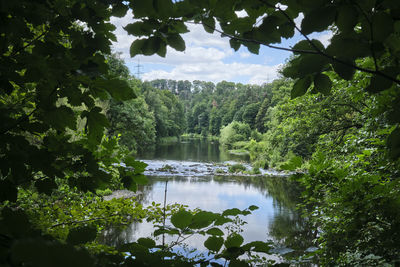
[242,102,261,128]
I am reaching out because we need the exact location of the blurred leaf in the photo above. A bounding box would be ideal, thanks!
[314,73,332,95]
[171,210,193,229]
[203,17,216,33]
[229,259,249,267]
[190,211,217,229]
[336,5,358,32]
[387,128,400,159]
[137,238,156,248]
[301,6,336,34]
[167,34,185,52]
[248,205,258,211]
[291,76,311,98]
[67,225,97,245]
[225,233,244,248]
[204,236,223,252]
[372,12,394,41]
[0,180,17,202]
[133,174,148,185]
[206,227,224,236]
[222,208,241,216]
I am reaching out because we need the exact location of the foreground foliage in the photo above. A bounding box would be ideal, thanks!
[2,0,400,266]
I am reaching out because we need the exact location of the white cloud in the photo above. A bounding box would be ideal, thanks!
[142,62,282,85]
[239,52,251,59]
[315,32,333,47]
[110,12,284,84]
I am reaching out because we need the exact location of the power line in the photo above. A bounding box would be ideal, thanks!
[134,59,144,79]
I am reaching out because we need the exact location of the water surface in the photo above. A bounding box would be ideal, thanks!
[103,138,315,262]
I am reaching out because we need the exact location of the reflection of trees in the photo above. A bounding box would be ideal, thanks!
[265,176,315,261]
[99,222,141,247]
[216,175,315,259]
[101,174,315,262]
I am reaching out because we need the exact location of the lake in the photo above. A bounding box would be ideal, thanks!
[102,138,315,264]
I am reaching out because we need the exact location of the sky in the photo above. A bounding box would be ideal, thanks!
[110,12,332,85]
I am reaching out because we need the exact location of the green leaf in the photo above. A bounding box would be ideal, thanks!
[155,0,173,18]
[167,34,185,52]
[157,41,167,57]
[84,108,109,145]
[121,176,137,191]
[11,239,94,267]
[242,241,272,253]
[291,76,311,98]
[137,238,156,248]
[336,5,358,32]
[35,178,57,195]
[225,233,244,248]
[124,22,155,36]
[366,75,394,93]
[313,73,332,95]
[190,211,217,229]
[0,180,17,202]
[278,22,295,38]
[95,78,135,101]
[372,12,394,41]
[142,37,163,55]
[293,39,324,54]
[203,17,216,34]
[133,174,148,185]
[124,156,147,173]
[244,42,260,54]
[387,128,400,159]
[332,61,356,80]
[222,208,241,216]
[204,236,223,252]
[130,39,146,57]
[229,38,241,51]
[111,3,129,17]
[206,227,224,236]
[327,34,370,60]
[229,259,249,267]
[131,0,154,18]
[66,226,97,245]
[171,210,193,229]
[44,106,76,131]
[171,21,189,34]
[248,205,258,211]
[301,6,336,34]
[280,156,302,171]
[1,208,31,236]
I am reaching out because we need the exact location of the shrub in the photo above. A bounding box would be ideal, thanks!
[220,121,251,148]
[228,164,247,173]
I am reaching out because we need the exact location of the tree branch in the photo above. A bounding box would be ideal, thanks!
[50,213,127,228]
[10,29,49,58]
[187,1,400,86]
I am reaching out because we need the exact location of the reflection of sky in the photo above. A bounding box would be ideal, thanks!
[129,176,279,246]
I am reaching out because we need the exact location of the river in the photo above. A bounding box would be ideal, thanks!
[102,138,316,264]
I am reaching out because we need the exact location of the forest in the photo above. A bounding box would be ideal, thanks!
[1,0,400,266]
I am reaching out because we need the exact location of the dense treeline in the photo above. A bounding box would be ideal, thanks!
[149,78,280,136]
[105,55,185,153]
[148,60,400,265]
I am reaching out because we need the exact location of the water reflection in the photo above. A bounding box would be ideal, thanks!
[102,175,314,262]
[102,138,314,264]
[138,138,249,162]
